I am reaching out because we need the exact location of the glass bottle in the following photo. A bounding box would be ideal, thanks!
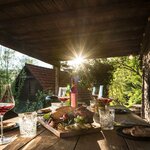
[71,79,78,108]
[65,84,71,106]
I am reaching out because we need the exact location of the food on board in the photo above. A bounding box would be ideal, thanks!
[43,106,94,131]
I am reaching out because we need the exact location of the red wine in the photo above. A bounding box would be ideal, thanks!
[0,103,15,115]
[59,97,69,102]
[97,98,113,104]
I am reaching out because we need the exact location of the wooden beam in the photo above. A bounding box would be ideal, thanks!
[18,31,141,48]
[0,30,61,66]
[93,47,139,58]
[0,30,25,51]
[0,1,150,29]
[13,21,144,42]
[22,37,140,50]
[11,37,139,60]
[0,0,25,5]
[9,18,145,43]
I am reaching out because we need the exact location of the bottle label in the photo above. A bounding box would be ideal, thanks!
[71,93,77,108]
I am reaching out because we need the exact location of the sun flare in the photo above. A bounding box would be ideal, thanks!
[68,55,85,68]
[73,56,84,65]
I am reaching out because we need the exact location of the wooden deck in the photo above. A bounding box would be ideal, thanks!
[1,112,150,150]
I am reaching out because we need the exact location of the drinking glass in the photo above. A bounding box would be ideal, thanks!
[92,87,99,100]
[0,84,15,144]
[58,87,69,106]
[99,108,115,130]
[19,112,37,137]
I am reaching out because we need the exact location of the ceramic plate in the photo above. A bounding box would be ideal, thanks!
[3,122,19,132]
[116,126,150,141]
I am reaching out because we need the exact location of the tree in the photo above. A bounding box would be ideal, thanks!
[0,46,40,112]
[109,56,142,106]
[0,46,16,84]
[0,46,38,84]
[61,56,142,107]
[12,70,26,112]
[61,59,114,97]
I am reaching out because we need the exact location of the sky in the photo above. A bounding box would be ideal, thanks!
[0,45,53,69]
[15,51,53,68]
[0,45,86,71]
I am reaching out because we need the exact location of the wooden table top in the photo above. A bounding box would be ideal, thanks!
[1,112,150,150]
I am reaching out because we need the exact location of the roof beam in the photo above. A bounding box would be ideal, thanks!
[0,1,150,28]
[36,45,140,61]
[0,30,60,66]
[0,0,22,5]
[19,30,142,47]
[11,18,145,41]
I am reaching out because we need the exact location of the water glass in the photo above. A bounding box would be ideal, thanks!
[99,108,115,130]
[18,112,37,137]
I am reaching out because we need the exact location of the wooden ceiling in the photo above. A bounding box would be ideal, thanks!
[0,0,150,66]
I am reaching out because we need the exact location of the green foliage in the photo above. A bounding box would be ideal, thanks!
[0,46,17,84]
[62,56,142,107]
[16,90,46,113]
[35,90,47,110]
[87,59,114,86]
[71,59,114,97]
[0,46,142,110]
[0,46,39,84]
[24,90,53,112]
[12,70,26,113]
[109,56,142,106]
[0,46,43,112]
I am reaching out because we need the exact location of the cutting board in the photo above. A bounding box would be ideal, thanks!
[38,117,101,138]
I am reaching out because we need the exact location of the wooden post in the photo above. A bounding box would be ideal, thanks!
[141,68,145,119]
[54,66,60,95]
[141,16,150,119]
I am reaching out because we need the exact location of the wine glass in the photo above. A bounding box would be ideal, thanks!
[92,86,99,100]
[0,84,15,145]
[58,87,69,106]
[98,85,103,99]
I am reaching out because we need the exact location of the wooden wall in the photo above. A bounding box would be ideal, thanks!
[17,68,42,102]
[78,87,91,104]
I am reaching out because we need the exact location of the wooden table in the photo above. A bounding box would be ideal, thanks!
[1,113,150,150]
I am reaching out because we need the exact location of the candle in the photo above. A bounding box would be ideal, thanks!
[98,85,103,98]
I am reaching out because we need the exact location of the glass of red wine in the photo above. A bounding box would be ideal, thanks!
[58,87,69,106]
[0,84,15,145]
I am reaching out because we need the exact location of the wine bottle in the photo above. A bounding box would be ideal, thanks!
[71,79,78,108]
[65,84,71,106]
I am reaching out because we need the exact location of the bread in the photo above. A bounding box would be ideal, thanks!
[74,106,94,123]
[131,126,150,137]
[51,106,74,120]
[122,127,133,135]
[40,107,51,113]
[123,126,150,137]
[0,122,16,129]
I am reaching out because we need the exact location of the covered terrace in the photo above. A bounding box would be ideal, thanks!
[0,0,150,119]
